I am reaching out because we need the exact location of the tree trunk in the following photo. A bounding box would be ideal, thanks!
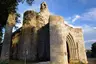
[0,13,16,61]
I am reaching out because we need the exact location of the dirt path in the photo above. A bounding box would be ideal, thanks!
[88,58,96,64]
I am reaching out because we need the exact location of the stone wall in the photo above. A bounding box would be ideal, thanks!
[7,2,88,64]
[49,15,68,64]
[73,28,88,63]
[17,11,37,61]
[37,23,50,61]
[16,2,50,62]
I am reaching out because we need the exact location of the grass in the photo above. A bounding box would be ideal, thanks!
[0,60,87,64]
[0,60,36,64]
[9,60,39,64]
[0,60,8,64]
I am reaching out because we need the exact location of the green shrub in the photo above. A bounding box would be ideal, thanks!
[0,60,8,64]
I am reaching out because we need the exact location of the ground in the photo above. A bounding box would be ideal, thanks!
[87,58,96,64]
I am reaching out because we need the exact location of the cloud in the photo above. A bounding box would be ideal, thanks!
[64,20,82,28]
[82,24,96,33]
[82,25,96,45]
[85,39,96,50]
[64,20,74,27]
[72,15,80,23]
[67,8,96,23]
[85,39,96,43]
[78,0,88,4]
[82,24,96,49]
[93,27,96,30]
[80,8,96,21]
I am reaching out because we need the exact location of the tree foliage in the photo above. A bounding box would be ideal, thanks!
[0,0,34,27]
[0,0,17,28]
[0,0,34,41]
[91,42,96,57]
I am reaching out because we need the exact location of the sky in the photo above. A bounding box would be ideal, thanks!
[16,0,96,50]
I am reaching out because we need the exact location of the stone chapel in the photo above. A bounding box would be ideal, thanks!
[1,2,88,64]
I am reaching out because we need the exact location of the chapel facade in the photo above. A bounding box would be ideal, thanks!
[1,2,88,64]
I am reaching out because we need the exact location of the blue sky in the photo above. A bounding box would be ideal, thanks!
[16,0,96,50]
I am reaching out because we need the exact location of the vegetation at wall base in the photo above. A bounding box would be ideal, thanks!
[0,60,8,64]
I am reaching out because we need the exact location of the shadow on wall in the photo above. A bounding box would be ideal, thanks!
[0,43,2,57]
[9,23,50,62]
[37,23,50,62]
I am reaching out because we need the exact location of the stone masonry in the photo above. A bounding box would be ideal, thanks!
[1,2,88,64]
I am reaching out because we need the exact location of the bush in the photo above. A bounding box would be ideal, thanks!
[0,60,8,64]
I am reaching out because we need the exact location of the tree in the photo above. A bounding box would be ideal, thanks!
[0,31,2,43]
[0,0,35,42]
[91,42,96,57]
[86,50,92,58]
[0,0,34,61]
[0,0,34,26]
[0,0,34,33]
